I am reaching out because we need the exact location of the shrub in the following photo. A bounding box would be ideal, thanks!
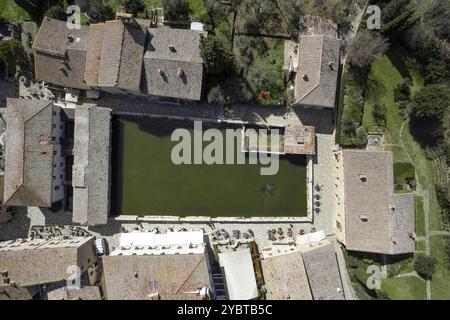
[0,39,29,75]
[447,146,450,166]
[121,0,145,16]
[414,254,437,279]
[200,36,235,76]
[375,290,390,300]
[203,0,228,26]
[162,0,189,22]
[372,103,387,126]
[393,162,415,187]
[341,125,368,147]
[207,86,225,104]
[425,59,450,84]
[394,78,411,103]
[281,0,305,39]
[425,146,445,160]
[410,85,448,146]
[342,117,357,135]
[347,254,364,269]
[435,183,450,211]
[411,85,449,120]
[355,126,368,144]
[44,5,67,20]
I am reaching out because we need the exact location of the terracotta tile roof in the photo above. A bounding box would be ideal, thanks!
[294,35,340,108]
[143,27,205,100]
[301,241,345,300]
[72,104,111,226]
[261,251,312,300]
[33,17,89,89]
[102,254,211,300]
[340,150,415,254]
[0,236,96,287]
[94,20,148,92]
[3,99,56,207]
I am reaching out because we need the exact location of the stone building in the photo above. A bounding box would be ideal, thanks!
[0,236,97,287]
[284,16,341,109]
[334,150,415,255]
[3,98,65,207]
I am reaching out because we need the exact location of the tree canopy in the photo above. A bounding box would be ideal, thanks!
[347,30,389,68]
[414,254,437,279]
[200,36,235,76]
[162,0,189,22]
[121,0,145,16]
[0,40,28,75]
[411,85,449,120]
[44,5,67,21]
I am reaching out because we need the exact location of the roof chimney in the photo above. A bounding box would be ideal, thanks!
[169,45,176,52]
[328,61,334,70]
[177,68,184,77]
[303,74,309,81]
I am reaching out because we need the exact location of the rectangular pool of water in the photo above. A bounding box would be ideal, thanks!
[111,116,307,217]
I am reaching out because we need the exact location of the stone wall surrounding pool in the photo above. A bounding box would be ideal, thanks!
[111,116,311,219]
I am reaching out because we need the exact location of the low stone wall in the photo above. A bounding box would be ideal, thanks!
[113,214,313,224]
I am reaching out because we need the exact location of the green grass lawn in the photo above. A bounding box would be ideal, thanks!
[430,235,450,299]
[363,46,442,231]
[363,54,404,145]
[381,276,426,300]
[393,162,415,193]
[103,0,122,11]
[187,0,206,18]
[0,0,35,21]
[361,101,377,133]
[145,0,206,18]
[402,127,442,231]
[415,195,425,236]
[358,44,449,300]
[387,254,415,277]
[253,39,285,104]
[415,240,426,252]
[145,0,161,10]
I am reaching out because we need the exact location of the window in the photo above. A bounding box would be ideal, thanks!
[60,162,63,167]
[54,186,60,191]
[53,151,57,155]
[358,174,367,182]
